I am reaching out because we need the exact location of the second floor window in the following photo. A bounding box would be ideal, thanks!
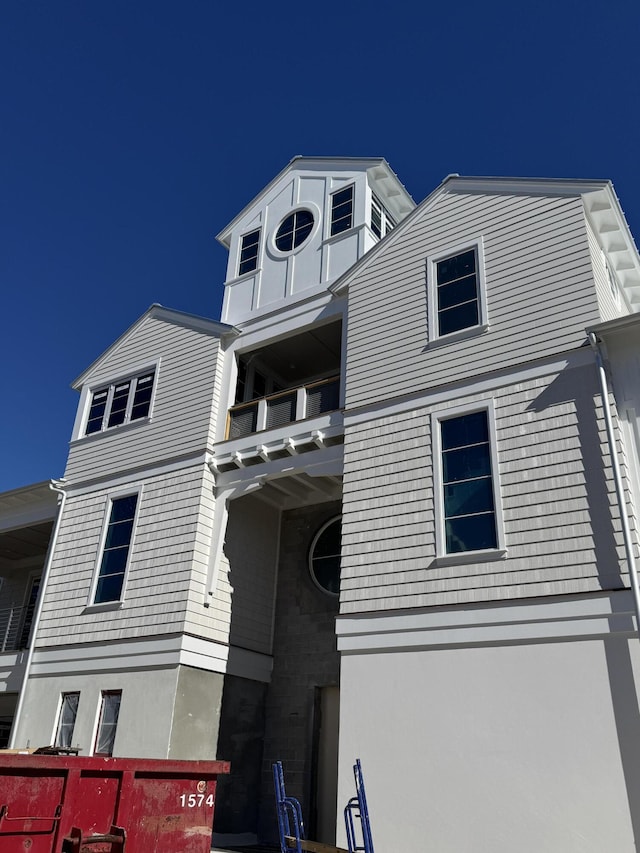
[93,495,138,604]
[85,371,155,436]
[371,193,395,238]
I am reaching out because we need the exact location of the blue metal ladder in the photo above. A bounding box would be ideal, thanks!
[343,759,374,853]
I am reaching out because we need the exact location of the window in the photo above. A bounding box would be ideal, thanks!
[371,193,395,239]
[85,370,155,435]
[330,186,354,236]
[309,517,341,596]
[55,692,79,749]
[238,229,261,276]
[94,494,138,604]
[428,242,487,340]
[436,409,500,555]
[94,691,121,756]
[275,210,314,251]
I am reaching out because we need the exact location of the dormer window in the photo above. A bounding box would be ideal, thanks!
[275,210,314,252]
[238,229,261,276]
[85,371,155,436]
[330,186,354,236]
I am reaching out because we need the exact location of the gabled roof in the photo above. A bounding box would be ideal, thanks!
[330,174,640,311]
[216,155,415,247]
[72,304,238,389]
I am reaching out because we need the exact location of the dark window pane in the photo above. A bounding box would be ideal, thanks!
[239,229,260,275]
[438,300,479,336]
[293,210,314,245]
[442,445,491,483]
[310,518,341,595]
[312,556,341,595]
[86,389,108,434]
[441,411,489,451]
[313,519,341,558]
[437,274,477,311]
[437,250,476,285]
[104,519,135,550]
[99,547,129,576]
[445,513,497,553]
[332,188,353,208]
[131,373,154,420]
[110,495,138,523]
[107,382,130,428]
[94,572,125,604]
[275,229,294,252]
[444,478,495,518]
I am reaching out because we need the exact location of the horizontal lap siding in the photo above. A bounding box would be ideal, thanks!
[36,465,228,645]
[346,192,599,410]
[65,317,221,483]
[340,362,627,614]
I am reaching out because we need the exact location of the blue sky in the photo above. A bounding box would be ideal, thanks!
[2,0,640,491]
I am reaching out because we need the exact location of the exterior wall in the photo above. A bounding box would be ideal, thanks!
[587,220,628,321]
[258,501,342,842]
[13,666,180,757]
[66,314,222,483]
[37,464,213,645]
[336,592,640,853]
[168,665,225,759]
[341,357,626,613]
[346,191,599,409]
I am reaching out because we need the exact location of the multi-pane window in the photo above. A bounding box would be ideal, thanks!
[309,517,341,596]
[275,210,314,251]
[94,495,138,604]
[330,186,354,236]
[440,410,498,554]
[435,248,480,336]
[94,691,121,756]
[371,193,395,239]
[55,692,79,748]
[85,371,155,435]
[238,229,261,276]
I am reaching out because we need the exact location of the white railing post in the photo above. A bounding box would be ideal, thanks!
[257,398,268,431]
[296,387,306,421]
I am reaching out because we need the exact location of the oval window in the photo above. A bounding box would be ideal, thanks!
[275,210,314,252]
[309,517,341,596]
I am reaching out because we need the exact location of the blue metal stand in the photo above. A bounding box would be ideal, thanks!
[273,760,306,853]
[343,759,374,853]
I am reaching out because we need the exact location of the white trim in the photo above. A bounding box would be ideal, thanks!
[87,486,143,606]
[335,589,637,652]
[427,238,487,342]
[431,399,505,558]
[267,202,321,259]
[27,634,274,683]
[343,347,594,427]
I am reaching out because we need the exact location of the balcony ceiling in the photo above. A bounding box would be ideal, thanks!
[0,521,53,567]
[249,322,341,384]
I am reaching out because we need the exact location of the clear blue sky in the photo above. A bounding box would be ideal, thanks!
[2,0,639,491]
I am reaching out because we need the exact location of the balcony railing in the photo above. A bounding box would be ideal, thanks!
[0,605,34,653]
[227,375,340,440]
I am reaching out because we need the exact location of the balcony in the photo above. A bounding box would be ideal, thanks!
[0,605,34,654]
[227,375,340,440]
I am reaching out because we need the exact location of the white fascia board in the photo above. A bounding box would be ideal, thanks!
[228,290,345,353]
[72,304,237,390]
[336,589,636,652]
[216,156,406,247]
[587,314,640,338]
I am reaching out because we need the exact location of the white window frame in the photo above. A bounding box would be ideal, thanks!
[93,690,122,757]
[238,228,261,277]
[87,487,142,608]
[53,692,80,749]
[427,238,488,344]
[329,185,355,237]
[431,400,506,564]
[370,192,395,239]
[79,361,160,439]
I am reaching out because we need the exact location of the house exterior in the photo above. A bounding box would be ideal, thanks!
[1,159,640,851]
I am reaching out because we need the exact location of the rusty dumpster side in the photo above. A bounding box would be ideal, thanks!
[0,753,230,853]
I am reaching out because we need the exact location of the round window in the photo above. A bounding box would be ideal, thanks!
[275,209,314,252]
[309,517,341,596]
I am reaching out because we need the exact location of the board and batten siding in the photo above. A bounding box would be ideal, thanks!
[340,360,627,614]
[36,464,228,646]
[345,191,600,411]
[64,315,223,484]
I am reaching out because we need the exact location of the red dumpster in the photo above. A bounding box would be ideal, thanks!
[0,753,230,852]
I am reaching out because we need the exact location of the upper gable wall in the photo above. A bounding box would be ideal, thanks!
[345,189,601,410]
[65,313,224,485]
[220,163,411,326]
